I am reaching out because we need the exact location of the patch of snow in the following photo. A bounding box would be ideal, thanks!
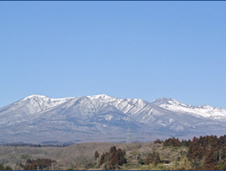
[155,97,226,120]
[104,115,113,121]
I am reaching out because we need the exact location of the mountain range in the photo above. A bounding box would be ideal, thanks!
[1,94,226,144]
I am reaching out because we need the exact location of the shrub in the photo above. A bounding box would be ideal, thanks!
[98,146,127,170]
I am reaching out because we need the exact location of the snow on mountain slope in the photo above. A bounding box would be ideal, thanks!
[152,97,226,120]
[1,94,226,125]
[0,94,73,128]
[87,94,116,102]
[22,94,73,113]
[1,94,226,144]
[87,94,148,117]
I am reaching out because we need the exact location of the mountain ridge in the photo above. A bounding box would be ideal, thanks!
[1,94,226,144]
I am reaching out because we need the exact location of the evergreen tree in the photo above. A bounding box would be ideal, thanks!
[94,150,99,159]
[204,149,217,170]
[99,146,126,170]
[145,155,151,165]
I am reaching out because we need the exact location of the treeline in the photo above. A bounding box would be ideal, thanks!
[161,135,226,170]
[23,158,55,170]
[187,135,226,170]
[155,137,191,147]
[2,143,69,147]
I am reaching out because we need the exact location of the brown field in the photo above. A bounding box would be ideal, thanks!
[0,142,189,170]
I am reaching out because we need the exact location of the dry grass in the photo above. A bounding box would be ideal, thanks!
[0,142,189,170]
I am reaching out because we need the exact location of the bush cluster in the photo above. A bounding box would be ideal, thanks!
[0,164,12,170]
[97,146,127,170]
[23,158,55,170]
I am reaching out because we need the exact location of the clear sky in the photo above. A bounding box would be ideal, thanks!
[1,1,226,109]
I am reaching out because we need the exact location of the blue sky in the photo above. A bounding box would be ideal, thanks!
[1,2,226,108]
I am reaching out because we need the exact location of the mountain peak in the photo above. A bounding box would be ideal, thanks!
[88,94,114,100]
[23,94,49,100]
[153,97,175,102]
[197,105,213,109]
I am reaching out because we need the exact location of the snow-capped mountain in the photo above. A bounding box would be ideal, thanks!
[0,94,72,115]
[152,97,226,120]
[0,94,226,144]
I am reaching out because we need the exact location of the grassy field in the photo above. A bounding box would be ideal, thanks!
[0,142,191,170]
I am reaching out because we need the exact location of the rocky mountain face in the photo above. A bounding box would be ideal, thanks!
[1,94,226,144]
